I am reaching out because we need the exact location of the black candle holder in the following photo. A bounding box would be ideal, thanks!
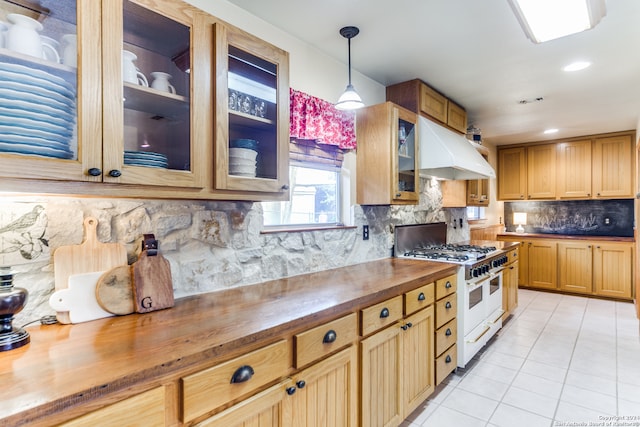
[0,269,30,352]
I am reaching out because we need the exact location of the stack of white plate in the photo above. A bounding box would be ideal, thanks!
[124,150,168,168]
[229,147,257,177]
[0,62,76,159]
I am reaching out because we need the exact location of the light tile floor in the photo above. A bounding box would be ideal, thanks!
[401,289,640,427]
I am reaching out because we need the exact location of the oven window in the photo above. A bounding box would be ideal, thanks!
[490,275,501,295]
[469,286,483,310]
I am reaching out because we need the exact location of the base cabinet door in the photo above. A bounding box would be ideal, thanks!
[528,241,557,290]
[558,242,593,294]
[402,306,435,416]
[196,382,286,427]
[286,346,358,427]
[593,243,633,299]
[361,324,403,427]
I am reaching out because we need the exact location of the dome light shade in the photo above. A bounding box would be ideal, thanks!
[335,26,364,110]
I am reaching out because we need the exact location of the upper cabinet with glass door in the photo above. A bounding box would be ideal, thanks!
[0,0,101,182]
[101,0,208,188]
[214,23,290,195]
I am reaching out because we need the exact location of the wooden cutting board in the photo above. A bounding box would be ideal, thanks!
[48,272,114,323]
[96,265,135,315]
[132,243,174,313]
[53,217,128,324]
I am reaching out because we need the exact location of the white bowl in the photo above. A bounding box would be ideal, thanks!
[229,164,257,175]
[229,158,257,167]
[229,147,257,161]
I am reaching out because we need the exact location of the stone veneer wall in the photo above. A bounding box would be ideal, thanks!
[3,177,469,325]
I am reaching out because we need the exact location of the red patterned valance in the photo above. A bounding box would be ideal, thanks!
[289,88,356,150]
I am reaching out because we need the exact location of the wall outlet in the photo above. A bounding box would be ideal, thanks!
[604,217,610,225]
[363,225,369,240]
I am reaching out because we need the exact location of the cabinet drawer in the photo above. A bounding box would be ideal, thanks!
[435,344,457,385]
[182,340,289,423]
[60,386,166,426]
[294,312,357,368]
[404,282,435,315]
[435,273,457,299]
[435,294,457,329]
[435,318,457,357]
[508,247,519,264]
[361,295,403,336]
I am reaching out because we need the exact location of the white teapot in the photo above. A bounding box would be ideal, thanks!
[5,13,44,58]
[122,50,148,86]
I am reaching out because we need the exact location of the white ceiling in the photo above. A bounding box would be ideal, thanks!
[226,0,640,145]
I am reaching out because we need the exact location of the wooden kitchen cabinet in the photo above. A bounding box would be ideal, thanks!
[527,144,556,199]
[557,139,592,198]
[502,246,519,320]
[213,21,290,194]
[385,79,468,134]
[593,242,633,299]
[498,147,527,200]
[60,386,167,427]
[593,134,634,198]
[441,180,467,207]
[0,0,209,188]
[360,290,436,427]
[434,273,457,384]
[527,240,558,290]
[558,242,593,294]
[467,176,490,206]
[356,102,419,205]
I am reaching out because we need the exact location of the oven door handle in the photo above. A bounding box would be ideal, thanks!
[465,326,490,344]
[488,310,505,324]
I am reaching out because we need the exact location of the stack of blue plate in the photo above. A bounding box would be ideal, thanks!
[0,62,76,159]
[124,151,168,168]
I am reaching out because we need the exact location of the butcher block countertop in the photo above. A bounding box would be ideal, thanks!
[1,257,457,426]
[497,232,634,242]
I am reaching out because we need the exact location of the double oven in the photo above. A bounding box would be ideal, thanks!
[395,223,508,368]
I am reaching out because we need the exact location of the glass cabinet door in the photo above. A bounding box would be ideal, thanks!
[102,0,203,188]
[395,108,419,201]
[0,0,100,182]
[215,23,289,193]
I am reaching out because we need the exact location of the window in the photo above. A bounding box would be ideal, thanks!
[263,161,341,227]
[467,206,486,221]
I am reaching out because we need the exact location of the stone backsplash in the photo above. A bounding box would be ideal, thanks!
[2,177,470,325]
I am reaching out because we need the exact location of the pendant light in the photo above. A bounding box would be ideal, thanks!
[335,26,364,111]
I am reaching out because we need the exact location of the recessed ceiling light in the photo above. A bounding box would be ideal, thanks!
[544,128,559,134]
[563,61,591,72]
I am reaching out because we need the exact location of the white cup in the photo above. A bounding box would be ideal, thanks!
[6,13,43,58]
[122,50,148,86]
[61,34,77,67]
[40,35,60,63]
[150,71,176,94]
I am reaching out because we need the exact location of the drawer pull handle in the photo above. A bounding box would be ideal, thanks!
[445,355,452,363]
[406,322,412,328]
[418,292,425,301]
[296,380,306,389]
[401,324,409,331]
[445,281,452,289]
[230,365,254,384]
[445,328,452,336]
[286,386,296,395]
[323,329,337,343]
[380,308,390,318]
[445,301,452,309]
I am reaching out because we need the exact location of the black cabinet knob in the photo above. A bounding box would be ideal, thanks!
[445,281,452,288]
[88,168,102,176]
[406,322,413,328]
[445,328,452,336]
[108,169,122,178]
[286,386,296,395]
[445,355,452,363]
[380,308,390,318]
[417,292,425,301]
[230,365,254,383]
[445,301,452,309]
[401,324,409,331]
[281,184,290,190]
[296,380,306,389]
[323,329,337,343]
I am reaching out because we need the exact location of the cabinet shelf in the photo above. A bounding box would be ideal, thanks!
[123,82,189,118]
[229,109,274,129]
[0,48,76,81]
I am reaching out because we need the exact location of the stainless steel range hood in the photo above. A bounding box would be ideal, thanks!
[418,117,496,180]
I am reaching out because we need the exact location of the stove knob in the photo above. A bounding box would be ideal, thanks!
[492,260,498,268]
[473,268,479,277]
[483,265,489,274]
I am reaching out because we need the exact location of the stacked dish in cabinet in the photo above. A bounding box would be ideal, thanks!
[0,62,76,159]
[124,151,168,169]
[229,139,258,177]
